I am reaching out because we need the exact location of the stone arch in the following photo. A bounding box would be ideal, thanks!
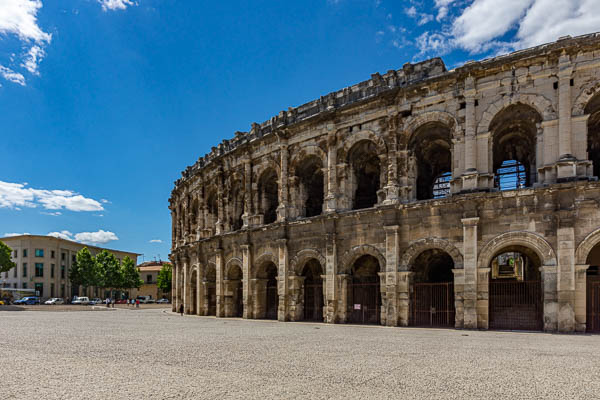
[575,228,600,265]
[399,238,464,271]
[254,156,281,183]
[402,111,460,146]
[225,257,243,278]
[340,244,386,274]
[572,81,600,116]
[338,130,388,161]
[252,251,278,278]
[477,231,557,270]
[477,94,557,134]
[289,248,326,276]
[289,145,327,176]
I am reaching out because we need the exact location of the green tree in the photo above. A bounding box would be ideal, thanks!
[0,241,16,274]
[69,247,97,294]
[157,263,172,294]
[96,250,121,298]
[121,256,143,292]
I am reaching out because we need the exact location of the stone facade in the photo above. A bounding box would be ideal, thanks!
[169,33,600,333]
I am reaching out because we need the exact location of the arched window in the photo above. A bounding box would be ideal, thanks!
[349,140,380,210]
[432,171,451,199]
[296,156,324,218]
[490,104,541,190]
[585,93,600,178]
[258,169,279,224]
[230,182,245,231]
[410,122,452,200]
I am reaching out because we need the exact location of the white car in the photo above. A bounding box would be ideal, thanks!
[72,296,90,305]
[44,298,64,305]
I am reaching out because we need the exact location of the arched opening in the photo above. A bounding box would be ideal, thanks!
[204,265,217,316]
[490,104,541,190]
[189,198,198,236]
[257,261,278,319]
[410,249,455,327]
[230,182,245,231]
[349,140,381,210]
[585,93,600,178]
[206,190,218,231]
[296,156,324,218]
[585,244,600,333]
[258,169,279,224]
[190,269,198,315]
[226,265,244,318]
[488,245,543,331]
[410,122,452,200]
[347,255,381,324]
[301,259,324,321]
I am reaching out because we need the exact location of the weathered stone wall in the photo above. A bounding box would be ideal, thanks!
[170,33,600,333]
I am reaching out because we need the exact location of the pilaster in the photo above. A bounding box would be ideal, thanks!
[215,248,225,317]
[462,217,479,329]
[324,233,338,322]
[384,225,400,326]
[277,137,289,221]
[277,238,289,321]
[452,268,465,328]
[241,244,253,318]
[574,264,589,332]
[557,225,576,332]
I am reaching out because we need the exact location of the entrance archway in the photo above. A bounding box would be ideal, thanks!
[410,249,455,327]
[257,261,278,320]
[190,269,198,315]
[205,265,217,316]
[347,255,381,324]
[488,246,543,331]
[301,259,324,321]
[349,140,381,210]
[585,244,600,333]
[226,264,243,318]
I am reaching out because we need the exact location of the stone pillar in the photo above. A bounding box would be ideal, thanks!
[383,118,400,204]
[172,259,178,313]
[182,255,189,314]
[324,233,338,322]
[476,267,490,329]
[384,226,400,326]
[541,265,558,331]
[253,278,267,318]
[378,272,387,325]
[242,156,252,228]
[558,53,573,160]
[215,249,225,317]
[277,239,289,321]
[216,170,224,234]
[277,138,289,221]
[452,268,465,329]
[464,78,477,174]
[241,244,252,318]
[338,274,349,323]
[288,276,304,322]
[325,132,337,212]
[397,271,413,326]
[574,264,589,332]
[196,268,202,316]
[201,281,209,316]
[462,217,479,329]
[557,225,576,332]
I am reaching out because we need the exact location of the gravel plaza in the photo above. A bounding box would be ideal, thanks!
[2,307,600,400]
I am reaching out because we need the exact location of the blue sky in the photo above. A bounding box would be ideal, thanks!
[0,0,598,263]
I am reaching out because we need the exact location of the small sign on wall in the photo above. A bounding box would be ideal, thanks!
[354,304,361,310]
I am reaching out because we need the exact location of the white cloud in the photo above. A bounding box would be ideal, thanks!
[434,0,455,22]
[0,180,104,212]
[416,31,451,57]
[98,0,136,11]
[4,232,30,237]
[0,0,51,85]
[405,6,417,18]
[41,211,61,216]
[149,239,162,243]
[405,6,434,26]
[74,230,119,244]
[47,230,73,240]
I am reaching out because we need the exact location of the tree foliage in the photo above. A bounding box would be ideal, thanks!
[69,247,97,289]
[97,250,122,290]
[157,263,172,293]
[0,241,16,274]
[121,256,143,290]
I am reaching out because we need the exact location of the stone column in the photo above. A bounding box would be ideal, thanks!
[452,268,465,329]
[397,271,413,326]
[384,225,400,326]
[196,268,202,316]
[242,156,252,228]
[324,233,338,322]
[462,217,479,329]
[338,274,350,323]
[325,132,337,212]
[383,117,400,204]
[541,265,558,331]
[558,53,573,160]
[241,244,252,319]
[216,170,224,234]
[476,267,490,329]
[288,276,304,322]
[172,258,178,312]
[464,78,477,174]
[215,248,225,317]
[277,239,289,321]
[277,138,289,221]
[182,255,189,314]
[557,225,576,332]
[574,264,589,332]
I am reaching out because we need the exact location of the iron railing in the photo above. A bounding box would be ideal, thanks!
[411,282,455,327]
[489,280,543,331]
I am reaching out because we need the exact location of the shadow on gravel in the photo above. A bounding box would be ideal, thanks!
[0,305,26,311]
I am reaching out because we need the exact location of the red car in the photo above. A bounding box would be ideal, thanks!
[116,299,128,304]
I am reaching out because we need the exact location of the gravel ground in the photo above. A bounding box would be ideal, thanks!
[1,309,599,400]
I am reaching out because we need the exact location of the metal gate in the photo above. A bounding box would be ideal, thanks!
[304,283,323,321]
[347,282,380,324]
[235,285,243,318]
[411,282,455,327]
[266,284,278,319]
[489,280,543,331]
[587,277,600,333]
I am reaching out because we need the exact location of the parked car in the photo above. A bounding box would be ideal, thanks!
[89,298,102,305]
[44,298,65,305]
[156,298,170,304]
[136,295,154,304]
[72,296,90,305]
[116,299,128,304]
[14,296,40,305]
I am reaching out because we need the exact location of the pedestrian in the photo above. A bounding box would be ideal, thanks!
[135,299,140,308]
[179,304,184,316]
[111,298,115,308]
[105,297,110,308]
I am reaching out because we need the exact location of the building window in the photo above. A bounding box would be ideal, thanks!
[35,282,43,297]
[35,263,44,277]
[23,282,27,289]
[35,249,44,257]
[51,264,55,278]
[51,250,55,259]
[147,274,152,284]
[23,249,28,257]
[60,284,65,297]
[432,171,451,199]
[495,159,527,191]
[13,283,17,289]
[61,252,66,261]
[13,250,17,258]
[23,263,27,278]
[61,265,65,279]
[72,255,76,263]
[14,266,17,278]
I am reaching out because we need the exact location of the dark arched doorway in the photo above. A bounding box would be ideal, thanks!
[488,246,543,331]
[410,249,455,327]
[226,265,243,318]
[349,140,381,210]
[296,156,325,218]
[257,262,278,320]
[205,265,217,316]
[190,269,198,315]
[347,255,381,324]
[585,244,600,333]
[258,169,279,224]
[301,259,324,321]
[410,122,452,200]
